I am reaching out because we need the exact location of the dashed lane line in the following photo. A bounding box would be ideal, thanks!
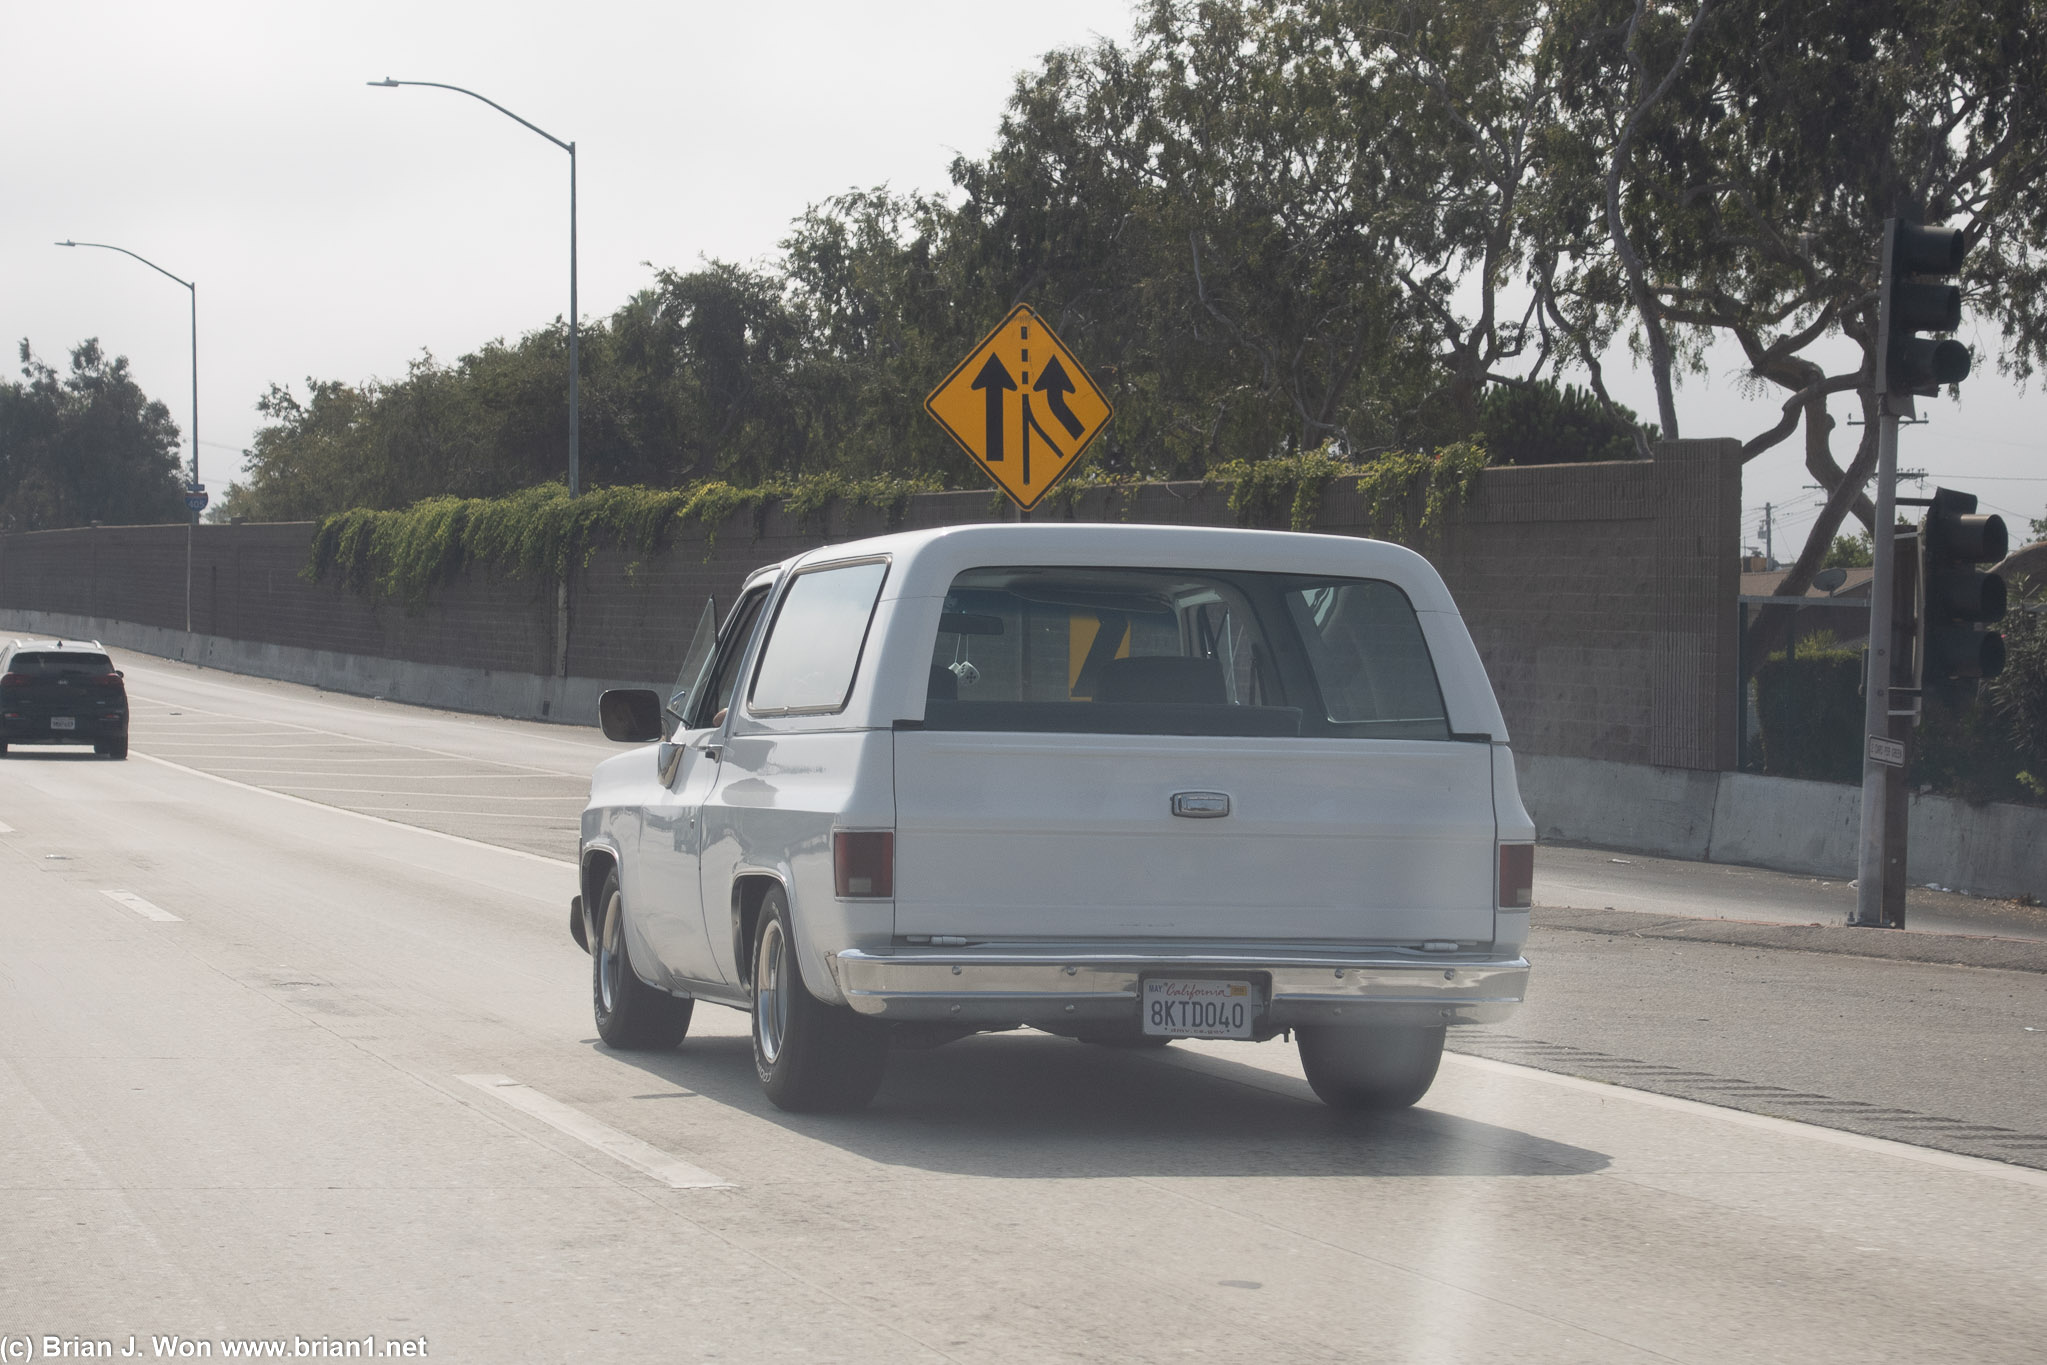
[456,1074,730,1189]
[101,890,181,922]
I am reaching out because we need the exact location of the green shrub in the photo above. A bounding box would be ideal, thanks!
[1476,381,1652,466]
[1752,632,1864,784]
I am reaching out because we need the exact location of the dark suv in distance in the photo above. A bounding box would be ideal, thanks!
[0,639,130,759]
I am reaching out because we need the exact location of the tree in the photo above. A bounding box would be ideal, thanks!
[0,339,187,531]
[1478,380,1651,464]
[1822,533,1872,569]
[1549,0,2047,626]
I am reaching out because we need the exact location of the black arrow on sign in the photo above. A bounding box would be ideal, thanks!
[1034,355,1087,439]
[970,354,1018,462]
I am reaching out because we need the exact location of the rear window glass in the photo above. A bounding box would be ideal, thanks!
[6,652,114,677]
[1282,581,1448,731]
[749,560,889,715]
[924,567,1448,740]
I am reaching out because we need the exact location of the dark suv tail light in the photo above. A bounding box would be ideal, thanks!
[834,831,894,898]
[1498,844,1534,908]
[0,673,25,688]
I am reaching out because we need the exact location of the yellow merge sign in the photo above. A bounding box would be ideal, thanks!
[925,304,1113,510]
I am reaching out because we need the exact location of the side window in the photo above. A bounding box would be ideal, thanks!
[687,589,770,730]
[748,560,890,715]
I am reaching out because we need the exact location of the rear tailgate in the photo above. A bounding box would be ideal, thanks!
[892,731,1496,944]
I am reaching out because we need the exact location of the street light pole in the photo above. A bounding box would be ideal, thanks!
[368,78,579,496]
[55,239,200,634]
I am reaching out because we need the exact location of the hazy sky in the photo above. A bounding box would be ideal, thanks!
[6,0,2041,554]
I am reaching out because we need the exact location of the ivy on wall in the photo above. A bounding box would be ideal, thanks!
[304,474,938,607]
[1213,441,1489,535]
[303,445,1486,607]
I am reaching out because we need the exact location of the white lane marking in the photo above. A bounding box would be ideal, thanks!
[1441,1053,2047,1190]
[129,689,595,777]
[131,752,575,868]
[457,1074,729,1189]
[347,808,579,821]
[101,890,182,922]
[0,819,14,834]
[269,792,583,803]
[121,662,614,756]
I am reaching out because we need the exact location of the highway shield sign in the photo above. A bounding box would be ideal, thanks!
[925,304,1112,510]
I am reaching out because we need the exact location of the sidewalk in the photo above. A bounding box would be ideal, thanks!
[1538,842,2047,971]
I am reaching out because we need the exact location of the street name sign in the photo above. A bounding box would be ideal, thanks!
[1868,734,1906,768]
[925,304,1112,510]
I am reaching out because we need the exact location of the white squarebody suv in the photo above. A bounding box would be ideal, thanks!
[575,523,1533,1113]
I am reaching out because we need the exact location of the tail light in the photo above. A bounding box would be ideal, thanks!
[834,831,894,898]
[1498,844,1534,908]
[0,673,25,687]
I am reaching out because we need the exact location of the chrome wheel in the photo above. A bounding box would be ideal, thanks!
[598,889,625,1016]
[754,914,790,1066]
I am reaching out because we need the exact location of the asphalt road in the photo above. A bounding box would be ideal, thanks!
[3,652,2044,1362]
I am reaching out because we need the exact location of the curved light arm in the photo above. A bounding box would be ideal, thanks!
[56,239,193,291]
[367,78,570,154]
[366,76,580,495]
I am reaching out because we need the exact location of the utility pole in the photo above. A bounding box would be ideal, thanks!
[1759,503,1775,569]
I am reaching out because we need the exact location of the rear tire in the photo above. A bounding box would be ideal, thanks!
[107,735,128,760]
[591,870,692,1050]
[751,885,888,1112]
[1297,1025,1445,1112]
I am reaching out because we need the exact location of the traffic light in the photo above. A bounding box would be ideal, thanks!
[1920,487,2007,680]
[1879,219,1972,397]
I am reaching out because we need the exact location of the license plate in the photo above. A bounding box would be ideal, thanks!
[1141,978,1259,1038]
[49,716,76,731]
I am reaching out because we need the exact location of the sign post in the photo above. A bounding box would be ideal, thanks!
[926,304,1112,511]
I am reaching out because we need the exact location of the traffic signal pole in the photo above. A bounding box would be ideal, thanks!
[1852,216,1976,928]
[1852,393,1905,927]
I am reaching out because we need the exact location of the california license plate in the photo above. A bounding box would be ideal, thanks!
[1141,978,1259,1038]
[49,716,76,731]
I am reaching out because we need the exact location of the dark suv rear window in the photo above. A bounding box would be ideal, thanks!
[923,567,1448,740]
[5,652,115,678]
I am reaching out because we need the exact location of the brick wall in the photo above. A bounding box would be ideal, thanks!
[0,440,1741,770]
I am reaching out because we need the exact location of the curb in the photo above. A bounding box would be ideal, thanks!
[1533,905,2047,975]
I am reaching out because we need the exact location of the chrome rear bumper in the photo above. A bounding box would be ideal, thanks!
[831,947,1528,1029]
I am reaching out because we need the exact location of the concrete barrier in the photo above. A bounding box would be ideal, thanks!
[12,606,2042,903]
[1519,752,2046,902]
[1,609,656,730]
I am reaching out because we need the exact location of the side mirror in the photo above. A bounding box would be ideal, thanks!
[598,689,664,743]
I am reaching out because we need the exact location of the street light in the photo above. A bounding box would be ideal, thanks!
[55,239,202,634]
[368,77,581,496]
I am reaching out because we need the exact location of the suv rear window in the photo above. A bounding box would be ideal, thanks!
[923,567,1448,740]
[5,652,115,678]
